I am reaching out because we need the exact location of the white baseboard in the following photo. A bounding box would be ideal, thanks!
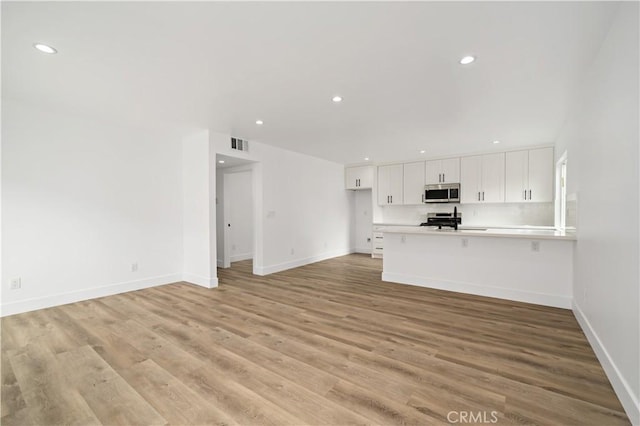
[230,253,253,262]
[355,247,372,254]
[182,273,219,289]
[381,272,572,309]
[0,273,182,317]
[573,301,640,425]
[254,248,354,276]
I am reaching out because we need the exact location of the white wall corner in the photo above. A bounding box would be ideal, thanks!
[573,301,640,425]
[182,273,219,289]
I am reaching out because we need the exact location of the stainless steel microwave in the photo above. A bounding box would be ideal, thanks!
[424,183,460,203]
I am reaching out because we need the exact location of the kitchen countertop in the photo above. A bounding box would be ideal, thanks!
[378,225,576,241]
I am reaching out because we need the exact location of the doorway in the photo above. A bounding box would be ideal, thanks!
[216,154,255,269]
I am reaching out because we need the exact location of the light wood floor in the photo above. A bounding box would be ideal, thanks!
[1,254,629,425]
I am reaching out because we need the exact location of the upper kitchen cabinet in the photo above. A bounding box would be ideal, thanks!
[377,164,403,205]
[505,147,554,203]
[403,161,426,205]
[425,157,460,184]
[345,165,374,190]
[460,153,505,204]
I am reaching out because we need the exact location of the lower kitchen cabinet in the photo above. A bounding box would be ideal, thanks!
[372,225,386,258]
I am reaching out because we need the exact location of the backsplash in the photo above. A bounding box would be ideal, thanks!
[374,202,554,227]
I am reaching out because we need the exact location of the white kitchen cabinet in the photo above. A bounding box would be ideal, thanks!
[403,161,426,205]
[460,153,505,204]
[377,164,403,205]
[425,157,460,184]
[505,147,553,202]
[372,227,385,258]
[345,166,374,190]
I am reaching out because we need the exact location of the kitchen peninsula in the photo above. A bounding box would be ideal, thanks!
[380,226,576,308]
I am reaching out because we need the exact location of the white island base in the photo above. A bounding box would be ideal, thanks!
[381,229,575,309]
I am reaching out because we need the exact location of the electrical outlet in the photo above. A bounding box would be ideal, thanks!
[131,263,138,272]
[401,235,406,243]
[531,241,540,252]
[461,238,468,248]
[10,278,21,290]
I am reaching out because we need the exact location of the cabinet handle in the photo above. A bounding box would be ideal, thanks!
[478,192,480,201]
[482,192,485,201]
[442,173,445,182]
[387,195,390,203]
[524,189,527,200]
[356,179,359,187]
[390,195,393,203]
[529,190,532,200]
[422,194,425,203]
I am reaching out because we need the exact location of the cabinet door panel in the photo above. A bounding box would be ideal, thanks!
[460,156,482,204]
[425,160,442,184]
[441,157,460,183]
[403,161,426,205]
[345,167,359,189]
[387,164,404,204]
[481,153,505,203]
[528,147,554,202]
[377,166,390,205]
[358,166,374,189]
[505,150,528,202]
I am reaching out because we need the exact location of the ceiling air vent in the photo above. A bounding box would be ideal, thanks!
[231,137,249,152]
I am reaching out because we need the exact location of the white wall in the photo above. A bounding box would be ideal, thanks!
[1,100,183,315]
[374,202,554,227]
[354,190,373,253]
[211,132,354,275]
[182,130,217,288]
[224,169,253,262]
[555,3,639,422]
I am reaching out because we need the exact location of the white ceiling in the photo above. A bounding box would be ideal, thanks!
[2,2,619,164]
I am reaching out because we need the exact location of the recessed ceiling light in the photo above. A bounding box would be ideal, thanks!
[460,55,475,65]
[420,150,426,154]
[332,96,343,103]
[492,140,501,144]
[33,43,57,54]
[218,160,225,164]
[255,120,263,125]
[364,157,370,161]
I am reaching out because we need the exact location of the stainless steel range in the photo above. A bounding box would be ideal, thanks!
[419,209,462,230]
